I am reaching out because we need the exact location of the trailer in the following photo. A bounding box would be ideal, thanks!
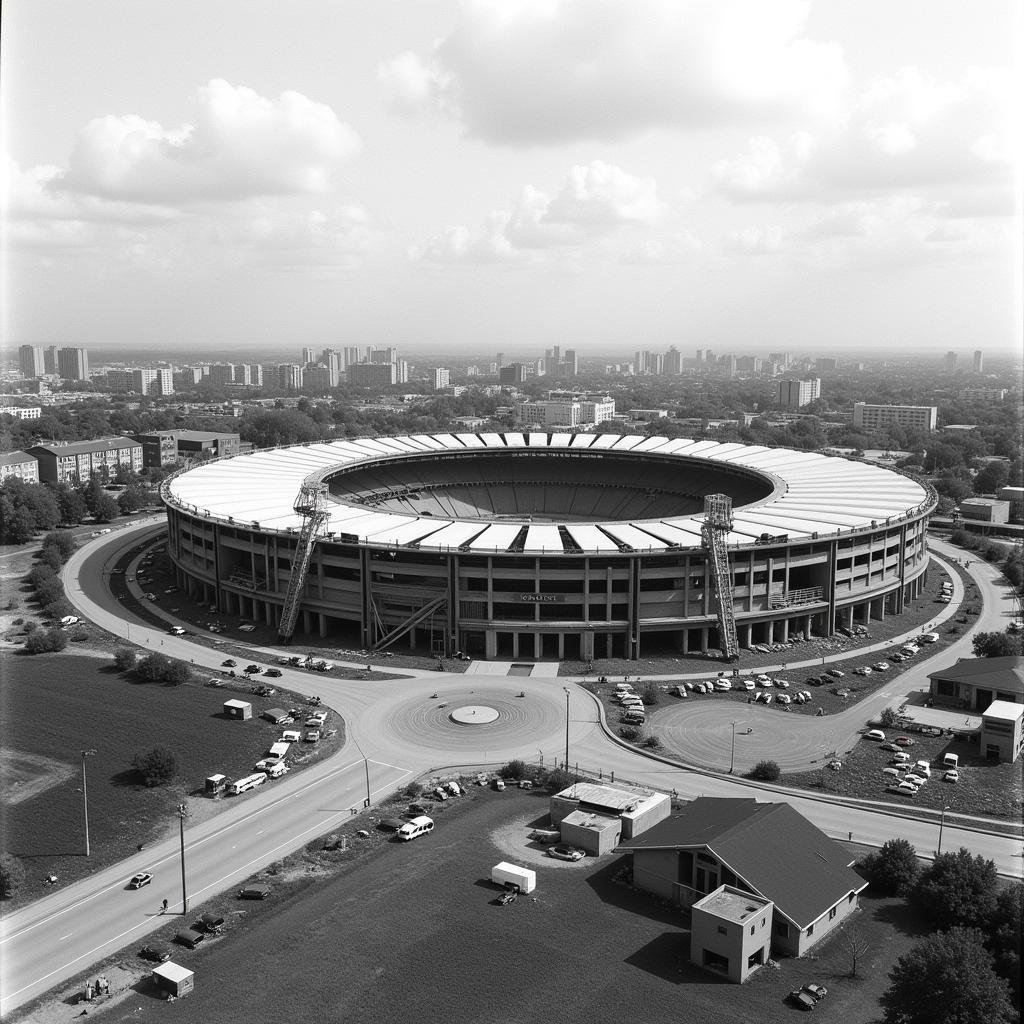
[491,862,536,894]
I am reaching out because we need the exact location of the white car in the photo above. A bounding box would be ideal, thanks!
[873,662,890,671]
[865,729,886,741]
[855,667,873,676]
[882,767,901,778]
[742,679,755,691]
[777,693,791,705]
[759,679,774,689]
[943,769,960,783]
[888,781,919,796]
[713,680,732,692]
[761,692,773,705]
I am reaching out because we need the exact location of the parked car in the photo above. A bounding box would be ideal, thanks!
[264,668,282,677]
[882,767,901,778]
[138,944,171,963]
[826,668,844,678]
[742,679,755,690]
[244,664,261,674]
[168,626,186,636]
[865,729,886,741]
[854,667,872,676]
[774,679,790,689]
[873,662,890,671]
[789,989,817,1011]
[888,780,920,796]
[944,769,960,783]
[547,844,586,861]
[127,872,153,889]
[175,929,206,949]
[303,730,321,743]
[894,736,915,746]
[237,886,270,899]
[221,659,236,667]
[803,983,828,1002]
[777,693,791,705]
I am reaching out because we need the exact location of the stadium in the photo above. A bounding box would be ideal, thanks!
[161,433,936,662]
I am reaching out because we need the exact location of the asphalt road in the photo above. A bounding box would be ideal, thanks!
[0,523,1020,1015]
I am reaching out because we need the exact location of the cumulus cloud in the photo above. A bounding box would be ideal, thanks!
[724,224,783,254]
[711,65,1015,203]
[620,231,703,265]
[411,160,665,265]
[380,0,848,143]
[59,79,361,204]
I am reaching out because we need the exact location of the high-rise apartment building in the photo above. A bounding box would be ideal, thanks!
[663,347,682,374]
[973,350,984,373]
[209,363,235,387]
[348,362,398,386]
[57,347,90,380]
[945,351,958,371]
[301,347,317,366]
[852,403,938,432]
[499,363,526,384]
[44,346,58,374]
[777,378,821,409]
[432,368,450,390]
[18,345,45,378]
[579,398,616,424]
[278,364,304,390]
[302,364,333,393]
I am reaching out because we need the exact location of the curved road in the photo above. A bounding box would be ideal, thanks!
[0,525,1019,1015]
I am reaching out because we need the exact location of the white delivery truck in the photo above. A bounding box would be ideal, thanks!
[491,862,536,893]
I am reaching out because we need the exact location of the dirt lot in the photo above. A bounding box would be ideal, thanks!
[0,651,343,909]
[17,789,932,1024]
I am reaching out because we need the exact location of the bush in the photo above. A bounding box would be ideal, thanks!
[541,767,575,793]
[132,746,177,787]
[403,781,423,799]
[748,760,781,782]
[640,681,660,706]
[113,647,137,671]
[860,838,921,896]
[0,852,26,898]
[37,546,63,571]
[41,530,76,563]
[165,661,192,686]
[639,734,662,750]
[880,707,900,728]
[499,759,529,781]
[23,627,68,654]
[137,652,172,682]
[619,725,643,742]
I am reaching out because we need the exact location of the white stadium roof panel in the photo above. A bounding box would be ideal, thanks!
[455,433,485,447]
[362,519,447,547]
[465,523,523,552]
[414,521,488,550]
[562,523,622,552]
[523,524,564,553]
[599,523,671,551]
[528,432,549,447]
[549,433,573,448]
[479,433,506,448]
[590,434,619,449]
[504,433,527,447]
[611,435,647,450]
[570,433,597,448]
[428,434,465,450]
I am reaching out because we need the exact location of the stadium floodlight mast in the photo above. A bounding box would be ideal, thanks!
[81,749,97,856]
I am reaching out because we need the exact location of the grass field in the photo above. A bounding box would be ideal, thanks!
[0,651,343,909]
[60,789,923,1024]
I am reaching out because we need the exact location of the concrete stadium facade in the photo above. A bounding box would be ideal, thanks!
[161,433,936,661]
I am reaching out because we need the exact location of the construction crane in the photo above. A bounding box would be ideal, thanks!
[276,481,330,644]
[701,493,739,662]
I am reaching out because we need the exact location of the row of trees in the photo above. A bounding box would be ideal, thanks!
[860,840,1020,1022]
[22,531,78,652]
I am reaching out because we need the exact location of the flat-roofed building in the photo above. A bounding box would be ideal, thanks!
[927,656,1023,712]
[777,378,821,409]
[551,781,670,840]
[26,437,142,484]
[57,347,90,381]
[137,430,241,467]
[0,451,40,484]
[691,886,773,983]
[0,406,42,420]
[959,498,1010,524]
[981,700,1024,762]
[18,345,45,378]
[852,403,938,432]
[348,362,398,387]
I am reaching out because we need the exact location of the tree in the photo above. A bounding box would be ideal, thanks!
[24,627,68,653]
[0,852,26,898]
[972,631,1023,658]
[499,759,528,780]
[137,652,172,682]
[843,921,871,978]
[880,706,900,728]
[132,746,177,787]
[42,530,76,563]
[859,838,920,896]
[165,661,192,686]
[117,487,145,514]
[748,760,781,782]
[881,927,1015,1024]
[973,461,1010,495]
[53,484,87,526]
[93,494,119,522]
[987,882,1023,998]
[912,848,999,931]
[79,476,106,516]
[113,647,137,671]
[640,681,660,705]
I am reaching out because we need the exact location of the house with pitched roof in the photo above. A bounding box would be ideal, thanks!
[927,656,1024,712]
[617,798,867,962]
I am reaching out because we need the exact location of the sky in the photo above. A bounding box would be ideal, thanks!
[1,0,1020,358]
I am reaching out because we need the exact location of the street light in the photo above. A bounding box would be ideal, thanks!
[176,803,188,914]
[563,687,571,769]
[937,804,952,856]
[729,722,737,774]
[81,749,96,856]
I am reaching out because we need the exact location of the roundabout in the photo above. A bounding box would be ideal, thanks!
[449,705,500,725]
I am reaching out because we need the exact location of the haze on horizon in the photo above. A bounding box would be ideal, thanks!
[2,0,1020,357]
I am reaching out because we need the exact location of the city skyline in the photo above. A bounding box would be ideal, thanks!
[2,0,1020,355]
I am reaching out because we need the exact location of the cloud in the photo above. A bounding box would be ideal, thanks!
[711,65,1015,203]
[380,0,848,143]
[411,160,665,265]
[724,224,783,254]
[620,231,703,265]
[59,79,362,204]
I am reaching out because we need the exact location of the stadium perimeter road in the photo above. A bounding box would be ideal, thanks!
[0,524,1018,1016]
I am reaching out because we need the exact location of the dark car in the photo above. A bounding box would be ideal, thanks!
[244,664,261,674]
[789,989,816,1011]
[175,929,205,949]
[802,983,828,1002]
[194,913,225,934]
[264,668,282,677]
[138,944,171,963]
[221,659,236,667]
[237,886,271,900]
[407,803,428,816]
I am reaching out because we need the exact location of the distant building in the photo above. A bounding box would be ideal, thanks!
[499,363,526,385]
[432,368,450,390]
[43,345,58,375]
[973,349,984,373]
[57,347,90,381]
[944,350,958,371]
[18,345,45,378]
[0,406,42,420]
[107,368,174,396]
[815,357,837,372]
[998,485,1024,519]
[579,398,615,424]
[663,346,682,375]
[958,498,1010,524]
[278,364,304,390]
[629,408,668,421]
[348,362,398,387]
[302,364,334,393]
[27,437,142,484]
[514,400,580,427]
[208,364,236,387]
[777,378,821,409]
[0,451,40,484]
[958,388,1006,401]
[852,403,937,432]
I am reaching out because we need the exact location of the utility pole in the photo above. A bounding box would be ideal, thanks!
[729,722,737,774]
[937,804,951,856]
[176,803,188,914]
[563,687,571,769]
[81,749,97,856]
[363,756,371,808]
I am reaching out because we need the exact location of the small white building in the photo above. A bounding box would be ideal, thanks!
[691,886,773,983]
[981,700,1024,763]
[550,781,670,841]
[152,962,194,997]
[223,699,252,720]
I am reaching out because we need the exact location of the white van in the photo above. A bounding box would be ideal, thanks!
[396,816,434,842]
[229,773,267,795]
[261,761,289,780]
